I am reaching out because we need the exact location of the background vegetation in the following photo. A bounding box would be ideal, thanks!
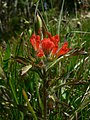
[0,0,90,120]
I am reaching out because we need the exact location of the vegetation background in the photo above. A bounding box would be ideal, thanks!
[0,0,90,120]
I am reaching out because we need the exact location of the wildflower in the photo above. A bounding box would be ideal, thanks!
[30,32,70,58]
[30,34,40,51]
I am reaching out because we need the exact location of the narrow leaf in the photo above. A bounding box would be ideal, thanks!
[0,66,6,80]
[22,89,37,120]
[21,64,32,76]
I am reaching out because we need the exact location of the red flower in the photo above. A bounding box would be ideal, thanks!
[41,38,55,54]
[45,32,60,45]
[51,45,58,55]
[56,42,70,57]
[30,32,70,58]
[30,34,40,51]
[37,49,44,57]
[51,35,60,45]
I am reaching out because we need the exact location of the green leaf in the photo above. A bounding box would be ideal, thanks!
[24,18,29,24]
[21,64,32,76]
[0,66,6,80]
[47,56,64,71]
[3,43,11,71]
[3,44,11,61]
[38,95,44,114]
[22,89,37,120]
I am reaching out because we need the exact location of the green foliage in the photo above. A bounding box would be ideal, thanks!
[0,1,90,120]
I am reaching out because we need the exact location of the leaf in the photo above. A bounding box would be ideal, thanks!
[46,54,71,71]
[3,44,11,61]
[69,86,90,120]
[47,47,87,71]
[3,43,11,71]
[38,95,44,114]
[22,89,37,120]
[70,48,88,56]
[80,86,90,109]
[24,18,29,24]
[0,66,6,80]
[13,56,28,65]
[47,56,64,71]
[21,64,32,76]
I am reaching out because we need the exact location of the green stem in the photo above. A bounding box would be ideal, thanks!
[43,78,47,120]
[43,68,47,120]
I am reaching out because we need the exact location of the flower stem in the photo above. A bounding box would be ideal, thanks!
[43,78,47,120]
[42,68,47,120]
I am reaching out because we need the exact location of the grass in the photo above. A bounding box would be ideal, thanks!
[0,1,90,120]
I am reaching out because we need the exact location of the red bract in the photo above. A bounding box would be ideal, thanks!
[56,42,70,57]
[51,35,60,45]
[30,34,40,51]
[41,38,55,54]
[37,49,44,57]
[30,32,70,58]
[51,46,58,55]
[44,32,60,55]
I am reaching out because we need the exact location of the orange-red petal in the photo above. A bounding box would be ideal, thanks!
[37,49,44,57]
[51,46,58,55]
[30,34,40,51]
[56,42,70,57]
[51,35,60,45]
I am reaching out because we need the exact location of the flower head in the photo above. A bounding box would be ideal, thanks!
[41,38,55,54]
[30,32,70,58]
